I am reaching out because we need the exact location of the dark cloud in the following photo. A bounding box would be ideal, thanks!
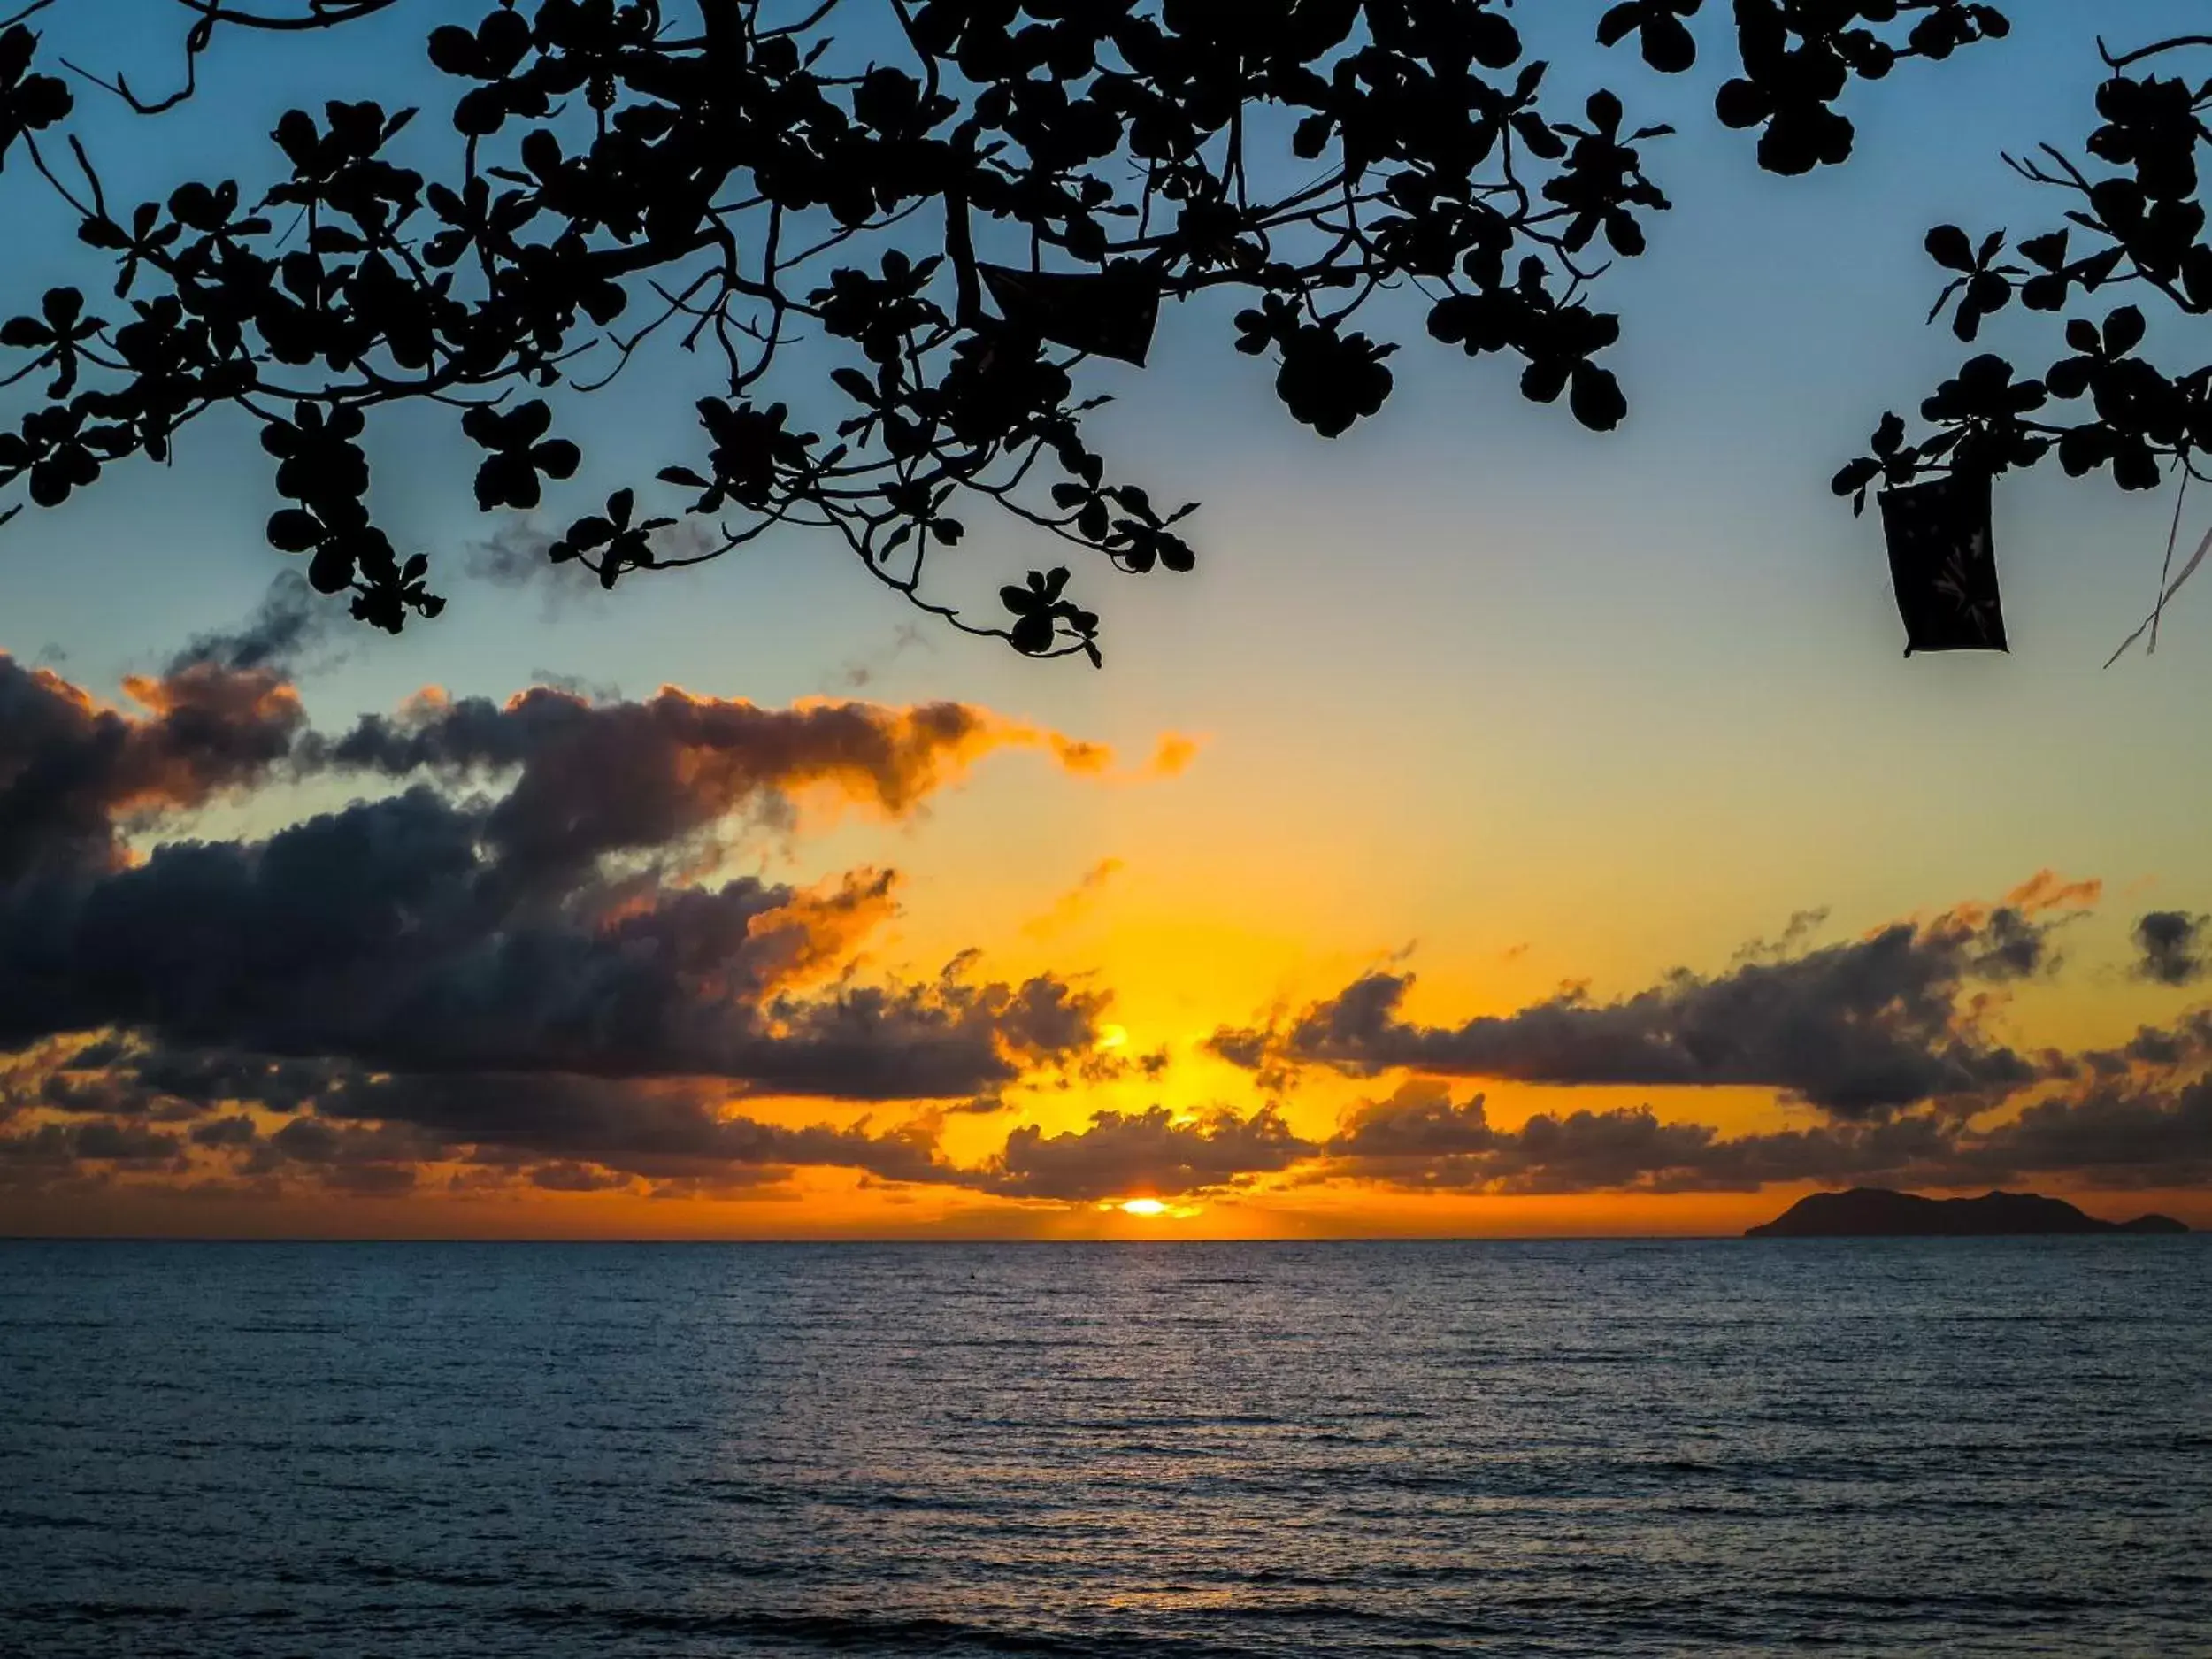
[68,1119,182,1164]
[1323,1082,1963,1194]
[188,1114,260,1149]
[0,652,304,884]
[1972,906,2054,981]
[1323,1082,1722,1194]
[1223,908,2065,1119]
[527,670,622,703]
[12,1033,2212,1207]
[0,1117,181,1178]
[984,1105,1314,1202]
[301,1070,961,1187]
[23,1044,335,1121]
[529,1161,632,1193]
[2,1046,973,1198]
[0,1122,81,1176]
[0,630,1119,1102]
[2068,1011,2212,1079]
[1967,1078,2212,1189]
[166,573,333,676]
[1327,1080,1502,1160]
[248,1114,437,1194]
[0,627,1136,1204]
[464,520,596,591]
[2132,911,2210,987]
[1319,1046,2212,1195]
[0,786,1103,1098]
[311,682,1105,887]
[119,1049,335,1115]
[1205,1027,1271,1071]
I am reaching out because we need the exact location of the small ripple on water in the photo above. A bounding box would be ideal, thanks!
[0,1238,2208,1658]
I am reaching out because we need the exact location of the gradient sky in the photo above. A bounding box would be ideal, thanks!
[4,0,2211,1237]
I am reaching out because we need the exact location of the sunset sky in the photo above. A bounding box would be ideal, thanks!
[4,0,2211,1237]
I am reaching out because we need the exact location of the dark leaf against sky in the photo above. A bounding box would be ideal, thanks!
[1839,34,2212,531]
[0,0,2041,664]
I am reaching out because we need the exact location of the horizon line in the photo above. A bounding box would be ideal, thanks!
[4,1232,2200,1246]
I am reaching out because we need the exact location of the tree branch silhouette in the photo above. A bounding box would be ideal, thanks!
[1835,32,2212,516]
[0,0,2015,659]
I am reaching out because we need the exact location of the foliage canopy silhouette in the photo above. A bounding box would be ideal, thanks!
[0,1,2200,661]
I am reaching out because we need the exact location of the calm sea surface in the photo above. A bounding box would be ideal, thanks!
[2,1239,2208,1656]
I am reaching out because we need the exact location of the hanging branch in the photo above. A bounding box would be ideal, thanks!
[1836,33,2212,526]
[0,0,2010,658]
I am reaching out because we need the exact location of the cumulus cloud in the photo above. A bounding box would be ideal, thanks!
[1315,1017,2212,1195]
[273,1071,957,1188]
[13,1014,2212,1206]
[0,1044,980,1198]
[309,682,1117,884]
[0,651,303,883]
[0,1116,182,1185]
[1967,1076,2212,1189]
[1319,1080,1966,1194]
[982,1105,1314,1202]
[1310,1071,2194,1203]
[1217,902,2070,1119]
[0,605,1155,1205]
[2132,911,2210,987]
[0,783,1110,1098]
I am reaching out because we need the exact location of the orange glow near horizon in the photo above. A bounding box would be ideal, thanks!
[5,634,2211,1240]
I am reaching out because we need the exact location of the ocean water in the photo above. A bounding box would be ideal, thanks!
[2,1240,2208,1657]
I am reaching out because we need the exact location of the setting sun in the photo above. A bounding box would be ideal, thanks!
[1119,1198,1168,1217]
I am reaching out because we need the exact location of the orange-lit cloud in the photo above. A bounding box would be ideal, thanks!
[1148,733,1202,777]
[2007,869,2104,916]
[1214,888,2085,1120]
[979,1104,1312,1202]
[703,868,902,995]
[0,654,303,880]
[0,616,1133,1208]
[10,985,2212,1224]
[318,683,1127,869]
[1023,856,1126,939]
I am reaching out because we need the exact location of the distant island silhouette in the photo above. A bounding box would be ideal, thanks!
[1747,1188,2189,1238]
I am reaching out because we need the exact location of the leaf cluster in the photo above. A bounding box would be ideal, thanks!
[1836,40,2212,516]
[0,0,2005,655]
